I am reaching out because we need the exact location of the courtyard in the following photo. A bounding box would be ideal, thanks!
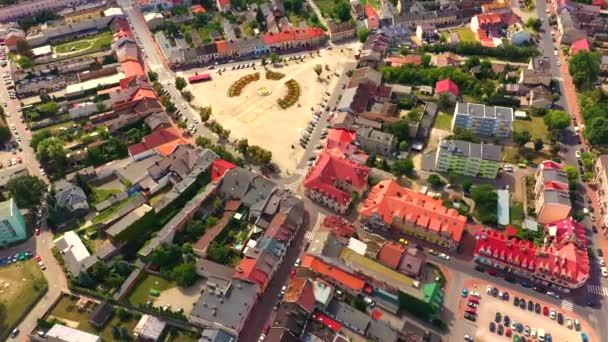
[185,51,352,175]
[53,31,113,55]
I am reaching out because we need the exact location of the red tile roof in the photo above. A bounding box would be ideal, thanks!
[128,127,181,156]
[376,241,405,269]
[234,258,270,289]
[311,313,342,332]
[360,180,467,242]
[322,216,356,238]
[474,217,590,288]
[435,79,459,97]
[386,55,422,66]
[262,28,325,45]
[325,129,358,157]
[477,13,503,26]
[217,0,230,8]
[215,40,229,53]
[283,277,316,313]
[156,138,188,156]
[571,39,591,54]
[593,0,608,8]
[304,152,370,205]
[365,5,379,29]
[211,159,237,183]
[540,160,562,170]
[302,255,365,291]
[190,4,207,13]
[122,60,145,79]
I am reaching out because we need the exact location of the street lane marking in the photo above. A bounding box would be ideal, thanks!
[587,284,608,296]
[561,299,574,311]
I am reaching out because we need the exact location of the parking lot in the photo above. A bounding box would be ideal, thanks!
[460,283,589,341]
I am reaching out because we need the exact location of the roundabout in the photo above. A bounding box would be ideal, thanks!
[257,87,272,96]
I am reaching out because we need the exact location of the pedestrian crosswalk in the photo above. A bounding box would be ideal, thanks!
[561,299,574,312]
[587,284,608,296]
[305,231,314,241]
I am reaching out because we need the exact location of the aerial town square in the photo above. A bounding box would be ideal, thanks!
[0,0,607,340]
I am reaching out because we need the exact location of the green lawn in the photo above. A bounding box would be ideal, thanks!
[455,27,476,42]
[434,112,453,130]
[47,295,138,342]
[513,116,549,141]
[91,188,121,206]
[504,146,551,166]
[54,31,113,54]
[0,259,47,338]
[510,202,524,226]
[165,328,200,342]
[126,273,175,307]
[313,0,337,16]
[91,195,138,225]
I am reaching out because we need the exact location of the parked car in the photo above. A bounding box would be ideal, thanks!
[495,312,502,323]
[466,301,477,309]
[497,324,504,335]
[535,303,541,314]
[464,312,476,321]
[489,322,496,332]
[527,300,534,311]
[513,297,519,306]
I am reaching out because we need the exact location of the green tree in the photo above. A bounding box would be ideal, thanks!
[96,102,107,113]
[175,76,187,91]
[7,176,47,209]
[427,174,445,187]
[568,51,601,90]
[581,152,594,171]
[173,262,197,286]
[37,137,67,167]
[585,117,608,148]
[181,90,194,102]
[15,39,31,56]
[177,121,187,129]
[543,110,570,136]
[195,136,212,148]
[399,140,409,151]
[513,130,531,146]
[269,52,280,64]
[438,92,453,111]
[471,184,498,225]
[333,0,352,22]
[152,244,182,269]
[147,71,158,82]
[17,56,34,68]
[199,106,212,122]
[462,179,473,192]
[36,101,60,117]
[533,138,544,151]
[236,138,249,155]
[313,64,322,80]
[357,27,369,43]
[526,17,542,31]
[563,164,579,181]
[0,126,11,143]
[185,219,206,240]
[391,158,414,177]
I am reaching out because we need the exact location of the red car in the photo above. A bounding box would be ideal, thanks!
[290,269,296,276]
[16,156,21,163]
[543,306,549,316]
[468,297,480,304]
[505,328,512,337]
[488,269,497,276]
[465,308,477,315]
[34,228,40,236]
[35,255,42,262]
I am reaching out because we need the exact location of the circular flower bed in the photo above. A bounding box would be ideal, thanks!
[265,70,285,80]
[228,72,260,97]
[257,87,272,96]
[277,79,301,109]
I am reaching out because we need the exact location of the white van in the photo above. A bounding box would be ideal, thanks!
[537,328,546,341]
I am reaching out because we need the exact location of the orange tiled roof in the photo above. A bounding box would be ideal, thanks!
[301,255,365,291]
[156,138,188,156]
[360,180,467,242]
[121,60,145,78]
[215,40,229,53]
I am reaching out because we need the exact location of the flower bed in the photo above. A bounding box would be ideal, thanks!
[265,70,285,80]
[277,79,301,109]
[228,72,260,97]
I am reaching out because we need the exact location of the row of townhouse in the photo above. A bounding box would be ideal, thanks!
[155,27,327,68]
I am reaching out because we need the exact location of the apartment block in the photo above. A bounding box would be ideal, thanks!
[434,139,502,178]
[452,102,513,137]
[0,198,27,247]
[594,155,608,230]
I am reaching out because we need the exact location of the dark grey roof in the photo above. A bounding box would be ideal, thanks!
[242,175,276,210]
[199,328,236,342]
[219,168,256,200]
[55,180,90,214]
[455,102,513,122]
[356,126,396,146]
[542,169,568,184]
[89,302,113,328]
[417,102,438,139]
[325,300,370,334]
[190,279,259,332]
[543,189,572,206]
[196,259,236,281]
[307,231,343,259]
[272,302,308,335]
[439,140,502,162]
[368,320,399,342]
[144,112,171,131]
